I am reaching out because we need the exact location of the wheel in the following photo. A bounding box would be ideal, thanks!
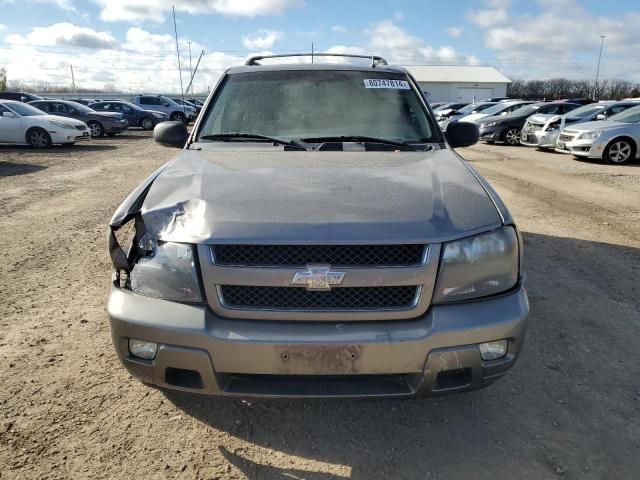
[141,117,154,130]
[603,138,636,164]
[27,128,52,149]
[88,121,104,137]
[503,128,521,146]
[170,112,186,123]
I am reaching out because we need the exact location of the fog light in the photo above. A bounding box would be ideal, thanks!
[479,340,508,360]
[128,339,157,360]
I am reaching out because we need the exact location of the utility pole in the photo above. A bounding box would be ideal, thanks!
[311,42,314,64]
[594,35,606,101]
[172,5,185,105]
[188,41,193,96]
[185,49,204,96]
[70,64,76,93]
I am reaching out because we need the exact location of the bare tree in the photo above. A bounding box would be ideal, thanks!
[0,68,6,92]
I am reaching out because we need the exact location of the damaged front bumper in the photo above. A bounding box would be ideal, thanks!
[108,284,529,398]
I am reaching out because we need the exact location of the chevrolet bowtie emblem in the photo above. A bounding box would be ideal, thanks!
[291,265,346,291]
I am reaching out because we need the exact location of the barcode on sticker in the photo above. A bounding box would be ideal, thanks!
[364,79,410,89]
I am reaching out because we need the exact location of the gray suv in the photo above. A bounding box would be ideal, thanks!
[132,95,195,123]
[29,100,128,137]
[107,53,528,398]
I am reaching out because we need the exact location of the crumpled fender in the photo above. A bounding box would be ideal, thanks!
[108,162,169,272]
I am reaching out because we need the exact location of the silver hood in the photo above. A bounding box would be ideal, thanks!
[563,120,630,132]
[138,148,502,244]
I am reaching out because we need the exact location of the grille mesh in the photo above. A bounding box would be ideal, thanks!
[220,285,419,310]
[213,244,425,267]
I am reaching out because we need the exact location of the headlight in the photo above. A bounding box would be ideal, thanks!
[49,120,75,129]
[579,130,604,140]
[483,121,499,128]
[129,237,202,302]
[433,227,519,303]
[152,112,164,118]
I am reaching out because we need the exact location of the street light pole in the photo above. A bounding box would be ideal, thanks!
[594,35,606,101]
[188,41,193,96]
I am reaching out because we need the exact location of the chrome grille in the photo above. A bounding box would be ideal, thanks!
[558,134,574,142]
[219,285,419,310]
[212,244,425,267]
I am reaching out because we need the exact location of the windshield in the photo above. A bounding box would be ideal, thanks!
[481,103,516,116]
[6,102,45,116]
[199,70,435,143]
[609,106,640,123]
[505,104,541,117]
[123,101,143,111]
[567,104,604,118]
[66,101,95,113]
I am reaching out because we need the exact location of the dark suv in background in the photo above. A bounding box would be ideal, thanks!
[29,99,129,137]
[89,100,168,130]
[0,91,44,103]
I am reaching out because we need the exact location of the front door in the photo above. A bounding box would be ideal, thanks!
[0,104,24,143]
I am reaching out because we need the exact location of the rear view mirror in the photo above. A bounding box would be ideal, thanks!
[445,121,479,148]
[153,121,188,148]
[596,113,606,120]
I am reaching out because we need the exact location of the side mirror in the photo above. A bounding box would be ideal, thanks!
[595,113,606,120]
[153,121,188,148]
[500,111,508,116]
[163,102,170,107]
[2,111,18,118]
[445,121,479,148]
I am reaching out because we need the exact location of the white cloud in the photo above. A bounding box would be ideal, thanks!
[467,8,508,28]
[0,24,6,32]
[242,29,283,49]
[447,26,463,38]
[331,25,347,33]
[93,0,304,22]
[7,23,117,49]
[475,0,640,80]
[0,24,241,92]
[363,20,478,65]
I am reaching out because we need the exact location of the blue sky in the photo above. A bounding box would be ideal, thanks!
[1,0,639,92]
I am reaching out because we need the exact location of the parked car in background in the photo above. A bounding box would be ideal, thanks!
[89,100,168,130]
[483,97,511,102]
[29,99,128,137]
[107,53,528,398]
[186,98,204,108]
[521,101,639,150]
[433,103,469,119]
[428,101,446,109]
[0,91,44,103]
[460,101,534,124]
[438,102,497,130]
[132,95,195,123]
[479,102,580,145]
[555,106,640,164]
[0,100,90,148]
[172,98,202,115]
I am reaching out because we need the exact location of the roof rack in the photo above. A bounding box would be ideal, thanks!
[245,53,388,67]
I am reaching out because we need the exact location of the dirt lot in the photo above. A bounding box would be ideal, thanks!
[1,132,639,479]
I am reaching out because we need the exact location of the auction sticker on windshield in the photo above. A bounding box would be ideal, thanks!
[364,79,410,89]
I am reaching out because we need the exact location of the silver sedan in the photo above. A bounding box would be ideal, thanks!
[555,106,640,164]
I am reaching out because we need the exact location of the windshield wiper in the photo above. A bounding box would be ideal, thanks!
[299,135,425,151]
[199,133,306,149]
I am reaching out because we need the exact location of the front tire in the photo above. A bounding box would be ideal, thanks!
[603,138,636,164]
[503,128,521,146]
[170,112,186,123]
[88,121,104,138]
[27,128,52,149]
[141,117,154,130]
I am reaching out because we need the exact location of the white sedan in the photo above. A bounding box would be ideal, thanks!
[0,100,91,148]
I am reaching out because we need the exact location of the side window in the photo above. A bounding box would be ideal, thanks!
[52,103,71,114]
[33,102,48,112]
[140,97,151,105]
[541,105,560,115]
[110,103,122,112]
[0,104,9,113]
[608,106,627,115]
[121,105,132,113]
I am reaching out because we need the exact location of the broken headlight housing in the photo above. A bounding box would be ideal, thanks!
[129,235,202,302]
[433,227,519,303]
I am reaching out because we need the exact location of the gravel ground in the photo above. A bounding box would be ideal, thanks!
[1,132,639,479]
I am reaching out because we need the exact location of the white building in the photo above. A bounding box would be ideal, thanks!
[403,65,512,103]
